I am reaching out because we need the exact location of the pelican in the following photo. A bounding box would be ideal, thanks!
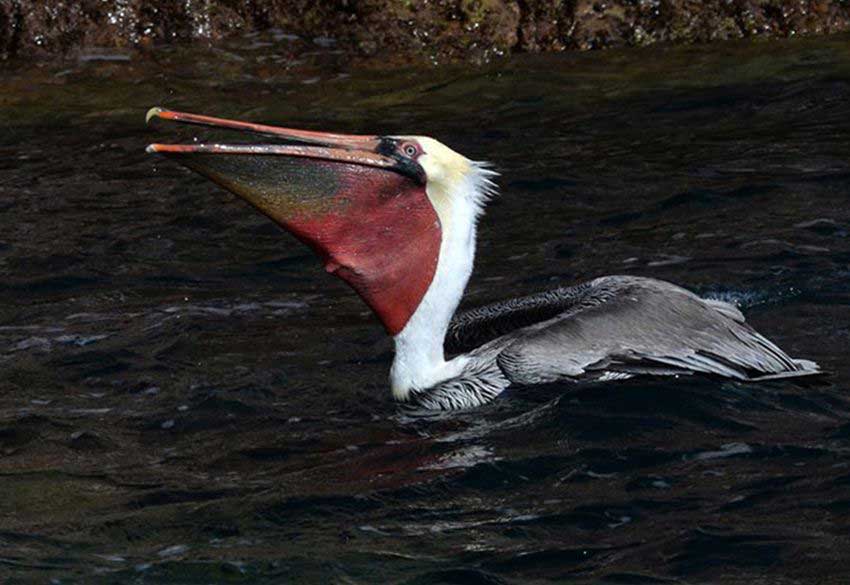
[146,108,820,410]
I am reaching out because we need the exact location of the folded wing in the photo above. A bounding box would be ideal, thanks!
[471,276,819,385]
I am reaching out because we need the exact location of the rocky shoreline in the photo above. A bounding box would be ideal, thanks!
[2,1,850,63]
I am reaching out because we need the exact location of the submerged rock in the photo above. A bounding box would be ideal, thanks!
[1,1,850,62]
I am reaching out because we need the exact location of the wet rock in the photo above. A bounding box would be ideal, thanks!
[1,1,849,63]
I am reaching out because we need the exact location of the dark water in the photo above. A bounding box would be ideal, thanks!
[2,34,850,584]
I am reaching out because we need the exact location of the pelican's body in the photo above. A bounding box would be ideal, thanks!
[415,275,817,409]
[147,109,820,410]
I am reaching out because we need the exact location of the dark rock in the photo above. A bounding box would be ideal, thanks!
[1,1,850,62]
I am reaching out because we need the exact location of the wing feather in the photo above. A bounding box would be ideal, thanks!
[492,276,820,385]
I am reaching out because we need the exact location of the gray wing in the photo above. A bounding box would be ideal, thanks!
[446,281,600,354]
[488,276,819,384]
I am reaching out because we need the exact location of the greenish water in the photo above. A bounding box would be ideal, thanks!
[1,34,850,583]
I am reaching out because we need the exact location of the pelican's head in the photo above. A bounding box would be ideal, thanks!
[146,109,495,336]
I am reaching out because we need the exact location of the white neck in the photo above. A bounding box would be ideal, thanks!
[389,165,493,400]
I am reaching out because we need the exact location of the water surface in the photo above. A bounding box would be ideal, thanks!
[1,34,850,583]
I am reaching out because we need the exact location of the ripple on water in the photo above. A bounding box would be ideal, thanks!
[2,33,850,585]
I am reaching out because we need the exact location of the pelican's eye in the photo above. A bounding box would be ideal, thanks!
[401,142,421,158]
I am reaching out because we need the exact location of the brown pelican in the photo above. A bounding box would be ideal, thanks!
[146,108,820,410]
